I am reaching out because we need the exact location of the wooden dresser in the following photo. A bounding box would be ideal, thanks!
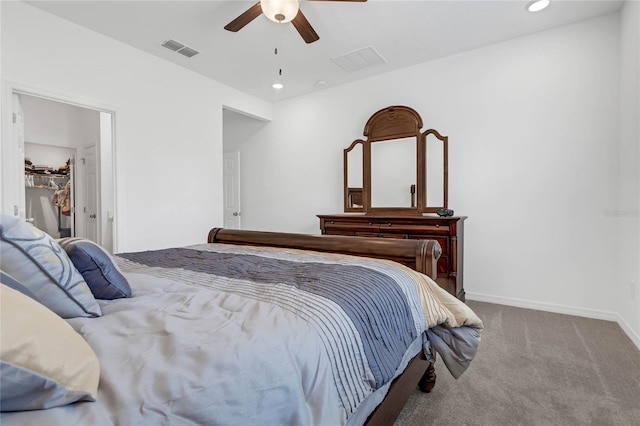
[318,214,466,301]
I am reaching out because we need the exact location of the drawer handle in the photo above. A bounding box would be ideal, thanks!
[435,224,440,228]
[387,223,392,226]
[368,222,372,225]
[330,221,335,224]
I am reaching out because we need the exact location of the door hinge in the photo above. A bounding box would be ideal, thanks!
[81,158,86,165]
[12,113,17,123]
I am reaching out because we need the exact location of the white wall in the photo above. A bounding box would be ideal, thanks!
[238,13,636,339]
[21,94,100,148]
[617,0,640,344]
[1,1,272,252]
[223,109,268,154]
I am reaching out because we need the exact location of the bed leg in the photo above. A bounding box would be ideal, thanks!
[418,362,437,393]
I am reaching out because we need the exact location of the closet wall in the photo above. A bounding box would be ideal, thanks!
[20,94,100,238]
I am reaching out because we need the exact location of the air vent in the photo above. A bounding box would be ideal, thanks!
[331,46,387,73]
[161,39,199,58]
[177,47,199,58]
[161,39,184,51]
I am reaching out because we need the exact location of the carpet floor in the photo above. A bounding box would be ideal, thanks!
[395,301,640,425]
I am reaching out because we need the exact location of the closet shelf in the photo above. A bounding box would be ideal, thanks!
[25,173,70,190]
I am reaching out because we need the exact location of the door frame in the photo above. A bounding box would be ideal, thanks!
[1,80,119,251]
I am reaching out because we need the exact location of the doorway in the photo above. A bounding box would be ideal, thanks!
[222,108,268,230]
[6,89,117,252]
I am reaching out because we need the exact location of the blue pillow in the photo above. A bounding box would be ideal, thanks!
[57,238,131,299]
[0,214,101,318]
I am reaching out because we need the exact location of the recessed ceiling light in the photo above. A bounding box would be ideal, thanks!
[527,0,550,12]
[272,82,284,89]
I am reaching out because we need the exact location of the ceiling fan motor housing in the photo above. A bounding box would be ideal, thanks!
[261,0,300,24]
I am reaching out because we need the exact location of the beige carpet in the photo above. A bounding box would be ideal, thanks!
[395,301,640,425]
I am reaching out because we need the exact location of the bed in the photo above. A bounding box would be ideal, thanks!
[0,215,483,426]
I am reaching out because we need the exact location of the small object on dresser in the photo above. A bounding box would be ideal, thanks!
[436,208,454,217]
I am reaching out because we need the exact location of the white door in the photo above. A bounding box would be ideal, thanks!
[223,151,241,229]
[83,145,99,243]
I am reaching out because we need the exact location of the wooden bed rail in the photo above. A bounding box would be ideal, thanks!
[208,228,442,280]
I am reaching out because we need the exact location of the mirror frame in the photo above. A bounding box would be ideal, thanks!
[344,139,365,212]
[343,105,448,215]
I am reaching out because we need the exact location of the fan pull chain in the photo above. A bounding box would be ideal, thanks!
[271,25,285,89]
[275,44,283,79]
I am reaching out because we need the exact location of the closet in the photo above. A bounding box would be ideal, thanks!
[18,93,100,241]
[24,144,75,238]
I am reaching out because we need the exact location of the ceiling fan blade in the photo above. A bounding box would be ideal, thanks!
[291,9,320,44]
[224,2,262,32]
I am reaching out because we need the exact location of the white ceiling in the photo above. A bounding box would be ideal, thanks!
[25,0,624,103]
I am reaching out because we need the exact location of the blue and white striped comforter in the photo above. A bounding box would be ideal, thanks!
[0,243,482,426]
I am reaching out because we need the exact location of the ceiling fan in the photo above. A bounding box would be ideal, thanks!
[224,0,367,44]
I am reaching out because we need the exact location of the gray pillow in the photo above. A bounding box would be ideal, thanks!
[0,214,101,318]
[0,270,39,302]
[58,238,131,299]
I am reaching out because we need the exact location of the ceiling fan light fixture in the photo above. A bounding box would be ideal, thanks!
[272,82,284,89]
[527,0,550,12]
[260,0,299,23]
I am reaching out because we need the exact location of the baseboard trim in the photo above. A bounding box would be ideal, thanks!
[614,313,640,351]
[466,292,640,351]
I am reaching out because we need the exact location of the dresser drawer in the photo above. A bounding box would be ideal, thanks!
[354,232,380,238]
[379,233,409,239]
[321,219,378,234]
[379,222,450,235]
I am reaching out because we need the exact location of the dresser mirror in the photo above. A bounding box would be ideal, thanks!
[343,105,448,215]
[370,137,416,208]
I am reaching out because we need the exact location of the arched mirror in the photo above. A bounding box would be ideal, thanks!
[343,105,448,215]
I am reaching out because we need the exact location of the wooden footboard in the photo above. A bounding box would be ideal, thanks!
[208,228,441,280]
[208,228,441,425]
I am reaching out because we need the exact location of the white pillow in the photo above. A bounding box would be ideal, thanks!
[0,214,101,318]
[0,284,100,411]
